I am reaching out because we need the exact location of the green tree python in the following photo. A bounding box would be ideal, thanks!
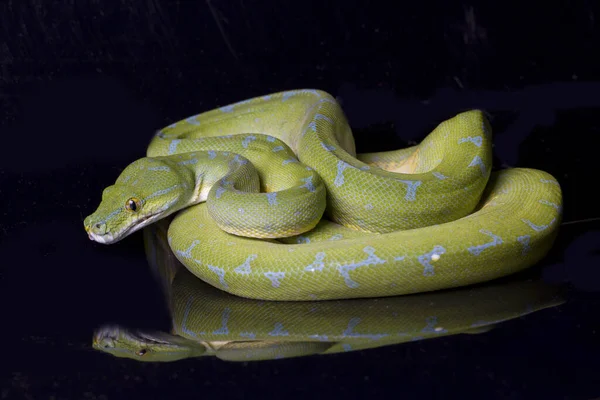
[84,89,563,301]
[91,220,565,362]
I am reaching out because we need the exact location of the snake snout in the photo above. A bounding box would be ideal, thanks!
[89,221,107,235]
[84,219,112,243]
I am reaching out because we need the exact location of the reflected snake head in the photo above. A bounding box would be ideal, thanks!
[92,324,207,362]
[84,157,193,244]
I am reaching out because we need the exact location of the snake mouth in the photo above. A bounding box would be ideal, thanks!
[89,233,115,244]
[86,212,166,244]
[93,324,121,345]
[118,212,168,242]
[86,229,116,244]
[94,325,172,346]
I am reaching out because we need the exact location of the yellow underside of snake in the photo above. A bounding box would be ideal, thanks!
[84,89,563,301]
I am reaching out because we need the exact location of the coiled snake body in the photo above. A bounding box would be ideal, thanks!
[84,89,562,300]
[91,220,564,362]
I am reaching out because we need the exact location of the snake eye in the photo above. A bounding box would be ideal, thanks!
[137,348,147,356]
[125,197,141,212]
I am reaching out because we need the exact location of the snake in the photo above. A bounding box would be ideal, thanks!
[83,89,563,301]
[91,220,565,362]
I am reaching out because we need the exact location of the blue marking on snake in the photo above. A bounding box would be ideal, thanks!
[418,246,446,276]
[397,180,422,201]
[517,235,531,255]
[168,139,181,155]
[267,192,278,206]
[212,308,231,335]
[185,115,201,125]
[458,136,483,147]
[521,218,556,232]
[242,135,256,148]
[467,230,503,255]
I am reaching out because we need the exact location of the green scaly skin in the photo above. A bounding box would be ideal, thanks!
[91,220,565,362]
[84,89,563,301]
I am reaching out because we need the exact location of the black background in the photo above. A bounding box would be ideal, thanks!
[1,1,600,399]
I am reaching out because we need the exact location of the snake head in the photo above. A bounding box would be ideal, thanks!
[84,157,193,244]
[92,324,207,362]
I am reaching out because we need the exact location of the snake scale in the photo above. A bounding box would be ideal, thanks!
[84,89,563,301]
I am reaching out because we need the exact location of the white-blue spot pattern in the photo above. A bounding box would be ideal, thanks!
[337,247,386,288]
[301,176,316,192]
[517,235,531,255]
[321,143,335,151]
[467,230,503,255]
[234,254,257,275]
[213,308,230,334]
[148,166,171,171]
[215,186,226,199]
[397,180,422,201]
[208,265,228,289]
[168,139,181,154]
[334,160,351,186]
[268,322,289,336]
[185,115,201,125]
[458,136,483,147]
[180,296,197,337]
[265,272,285,288]
[421,316,448,334]
[342,317,389,340]
[242,135,256,148]
[468,155,487,176]
[305,252,326,272]
[267,192,278,206]
[418,245,446,276]
[521,218,556,232]
[177,158,198,166]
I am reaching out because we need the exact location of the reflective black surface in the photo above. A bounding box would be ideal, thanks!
[2,1,600,398]
[85,219,567,364]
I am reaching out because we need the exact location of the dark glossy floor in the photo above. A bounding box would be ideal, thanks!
[1,1,599,399]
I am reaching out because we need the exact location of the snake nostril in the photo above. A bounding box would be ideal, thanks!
[93,223,106,234]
